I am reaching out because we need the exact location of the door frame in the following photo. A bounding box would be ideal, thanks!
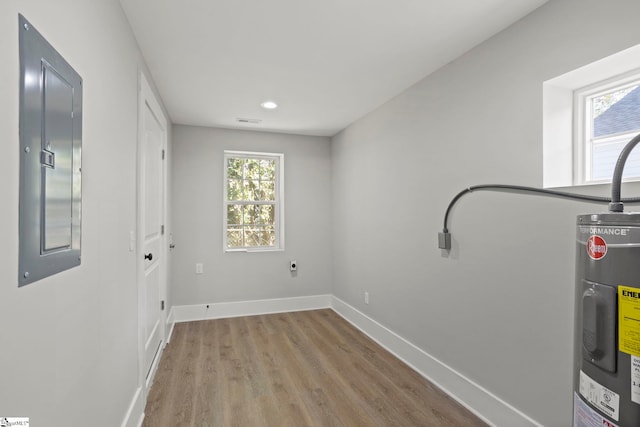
[136,70,168,398]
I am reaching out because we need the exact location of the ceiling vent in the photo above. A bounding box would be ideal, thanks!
[236,118,262,124]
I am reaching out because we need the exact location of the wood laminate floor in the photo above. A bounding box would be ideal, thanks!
[142,309,487,427]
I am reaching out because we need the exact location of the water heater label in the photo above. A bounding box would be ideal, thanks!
[574,393,619,427]
[579,371,620,421]
[618,286,640,357]
[632,356,640,405]
[586,235,607,260]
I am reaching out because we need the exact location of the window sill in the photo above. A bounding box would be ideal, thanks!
[224,247,285,253]
[544,177,640,191]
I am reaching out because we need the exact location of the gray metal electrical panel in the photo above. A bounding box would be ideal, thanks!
[18,15,82,286]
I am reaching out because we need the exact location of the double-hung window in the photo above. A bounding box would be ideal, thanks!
[575,75,640,184]
[542,44,640,188]
[223,151,284,251]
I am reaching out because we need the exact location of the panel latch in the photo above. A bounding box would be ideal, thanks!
[40,149,55,168]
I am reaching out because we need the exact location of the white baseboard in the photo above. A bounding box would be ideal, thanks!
[157,294,540,426]
[120,386,144,427]
[166,306,175,343]
[329,296,542,427]
[172,294,332,323]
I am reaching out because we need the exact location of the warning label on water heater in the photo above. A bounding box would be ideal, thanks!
[579,371,619,421]
[574,392,619,427]
[632,356,640,405]
[619,286,640,357]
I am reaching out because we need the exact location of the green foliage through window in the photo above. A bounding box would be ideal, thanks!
[224,153,281,249]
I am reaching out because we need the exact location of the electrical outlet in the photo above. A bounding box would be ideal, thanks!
[364,292,369,305]
[196,263,203,274]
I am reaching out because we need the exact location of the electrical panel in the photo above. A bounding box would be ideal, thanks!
[18,15,82,286]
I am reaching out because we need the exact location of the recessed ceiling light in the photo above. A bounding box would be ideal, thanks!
[260,101,278,110]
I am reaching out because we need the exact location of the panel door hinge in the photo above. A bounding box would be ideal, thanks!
[161,224,165,235]
[161,149,165,160]
[161,300,165,311]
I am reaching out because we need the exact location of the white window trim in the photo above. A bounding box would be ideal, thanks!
[223,150,285,253]
[573,71,640,185]
[543,43,640,188]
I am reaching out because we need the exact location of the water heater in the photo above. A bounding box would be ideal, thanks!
[574,213,640,426]
[438,133,640,425]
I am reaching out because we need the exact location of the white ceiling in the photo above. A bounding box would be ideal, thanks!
[120,0,547,137]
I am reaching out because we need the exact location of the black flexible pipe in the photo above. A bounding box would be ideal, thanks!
[440,132,640,249]
[442,184,640,234]
[609,132,640,212]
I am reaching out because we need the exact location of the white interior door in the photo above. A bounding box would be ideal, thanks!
[138,72,167,394]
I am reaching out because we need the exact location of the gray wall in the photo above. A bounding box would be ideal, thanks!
[4,0,640,425]
[0,0,168,425]
[331,1,640,425]
[171,126,332,305]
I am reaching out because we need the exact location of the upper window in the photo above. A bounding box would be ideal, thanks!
[575,77,640,184]
[543,44,640,188]
[223,151,284,251]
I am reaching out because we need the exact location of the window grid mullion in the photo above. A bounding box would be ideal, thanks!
[225,201,276,205]
[579,78,640,184]
[224,152,282,250]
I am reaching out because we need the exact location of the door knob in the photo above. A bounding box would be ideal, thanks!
[144,253,153,261]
